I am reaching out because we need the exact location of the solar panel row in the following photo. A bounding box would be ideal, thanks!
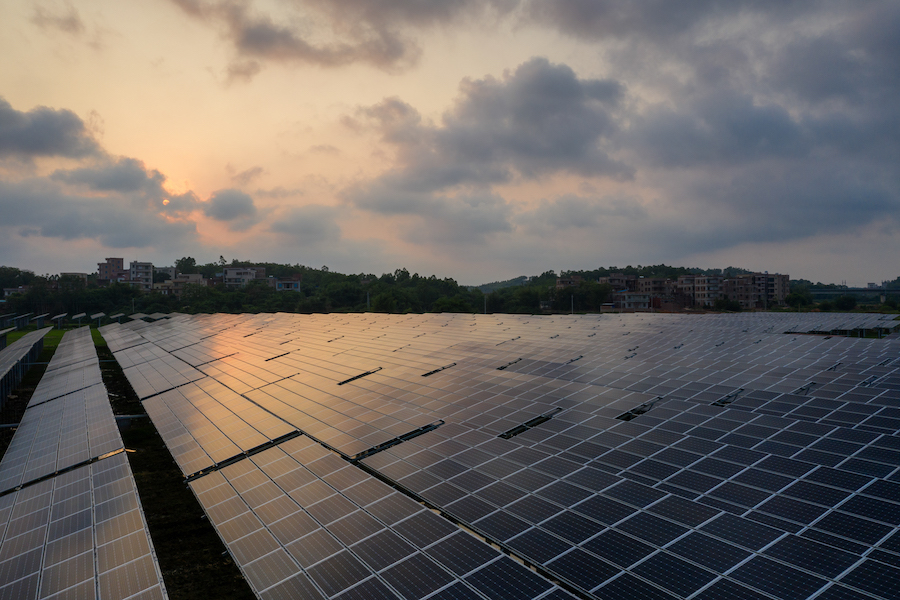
[0,327,167,599]
[0,328,50,407]
[100,312,900,600]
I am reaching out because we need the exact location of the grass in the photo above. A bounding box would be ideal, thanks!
[0,325,254,600]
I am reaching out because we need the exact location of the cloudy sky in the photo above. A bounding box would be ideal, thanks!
[2,1,898,285]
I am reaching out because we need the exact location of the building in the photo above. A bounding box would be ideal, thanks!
[723,272,790,309]
[153,273,207,297]
[2,287,29,298]
[128,261,154,292]
[268,275,302,292]
[611,292,651,311]
[555,275,583,289]
[156,266,177,281]
[636,277,670,296]
[223,267,266,288]
[97,258,127,283]
[598,273,637,291]
[694,275,724,307]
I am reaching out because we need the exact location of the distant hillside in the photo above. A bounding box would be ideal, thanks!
[473,265,755,291]
[472,276,530,293]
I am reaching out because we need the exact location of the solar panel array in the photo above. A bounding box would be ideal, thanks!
[0,327,50,406]
[0,327,167,600]
[100,312,900,600]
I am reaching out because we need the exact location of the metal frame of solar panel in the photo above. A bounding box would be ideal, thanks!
[101,312,900,600]
[0,327,167,600]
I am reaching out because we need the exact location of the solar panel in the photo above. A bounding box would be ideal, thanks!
[0,328,51,407]
[0,328,167,599]
[99,312,900,600]
[0,454,166,599]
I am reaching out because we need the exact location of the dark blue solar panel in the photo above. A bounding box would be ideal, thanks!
[700,514,783,550]
[840,494,900,525]
[593,573,677,600]
[603,480,666,507]
[692,578,769,600]
[645,495,720,527]
[474,511,531,542]
[616,512,688,546]
[572,494,636,525]
[757,495,828,524]
[542,511,604,544]
[762,534,858,578]
[839,559,900,598]
[507,527,571,564]
[464,557,553,600]
[631,552,717,597]
[582,529,655,568]
[814,511,893,544]
[731,556,828,600]
[667,532,751,572]
[381,553,455,600]
[547,547,619,591]
[506,495,563,523]
[424,532,500,577]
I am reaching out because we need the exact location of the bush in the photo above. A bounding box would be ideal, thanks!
[834,296,857,311]
[713,298,742,312]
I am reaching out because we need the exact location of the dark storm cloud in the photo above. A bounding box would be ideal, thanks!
[625,90,806,168]
[203,188,258,230]
[270,204,341,244]
[170,0,419,73]
[517,194,646,234]
[524,0,806,41]
[0,97,101,159]
[766,4,900,107]
[348,57,629,208]
[0,178,197,248]
[345,58,629,246]
[535,0,900,257]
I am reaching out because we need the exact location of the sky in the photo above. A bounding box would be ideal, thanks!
[1,1,898,286]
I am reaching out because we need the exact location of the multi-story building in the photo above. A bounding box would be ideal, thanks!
[97,258,127,282]
[268,275,302,292]
[156,266,177,281]
[694,276,724,307]
[636,278,670,296]
[723,273,789,309]
[555,275,583,289]
[598,273,637,291]
[129,261,154,292]
[223,267,266,288]
[611,292,651,311]
[153,273,207,297]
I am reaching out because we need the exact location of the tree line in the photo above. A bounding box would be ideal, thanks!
[1,262,612,317]
[4,260,894,319]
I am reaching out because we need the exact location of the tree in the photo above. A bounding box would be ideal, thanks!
[431,296,473,313]
[175,257,198,274]
[713,298,742,312]
[372,292,396,313]
[153,271,172,283]
[834,295,857,311]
